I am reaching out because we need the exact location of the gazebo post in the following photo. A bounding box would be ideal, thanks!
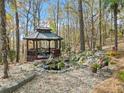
[59,40,61,49]
[26,40,29,61]
[39,41,41,48]
[33,40,35,49]
[48,40,51,54]
[54,40,56,48]
[36,40,38,52]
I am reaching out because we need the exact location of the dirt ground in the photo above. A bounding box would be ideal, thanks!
[14,67,105,93]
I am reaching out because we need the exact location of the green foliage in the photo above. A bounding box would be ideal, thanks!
[49,22,56,32]
[45,60,66,70]
[117,71,124,82]
[104,0,124,9]
[58,62,65,69]
[8,50,16,62]
[70,51,93,63]
[104,57,110,66]
[91,63,100,73]
[78,57,85,64]
[91,63,100,69]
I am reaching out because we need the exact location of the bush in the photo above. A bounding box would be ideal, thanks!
[58,62,65,69]
[91,63,100,69]
[104,57,110,66]
[91,63,100,73]
[117,71,124,82]
[8,50,16,62]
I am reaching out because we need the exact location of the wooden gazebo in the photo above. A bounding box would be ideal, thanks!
[24,27,63,61]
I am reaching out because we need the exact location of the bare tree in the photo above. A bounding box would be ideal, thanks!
[0,0,9,78]
[78,0,85,52]
[99,0,102,49]
[14,0,20,63]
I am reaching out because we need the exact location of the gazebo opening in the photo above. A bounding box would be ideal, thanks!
[24,27,63,61]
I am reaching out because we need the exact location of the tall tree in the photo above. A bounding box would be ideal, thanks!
[14,0,20,62]
[56,0,59,35]
[91,0,95,51]
[78,0,85,52]
[99,0,102,49]
[55,0,59,48]
[25,0,32,36]
[104,0,124,51]
[0,0,9,78]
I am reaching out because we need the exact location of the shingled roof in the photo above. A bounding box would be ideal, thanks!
[24,27,63,40]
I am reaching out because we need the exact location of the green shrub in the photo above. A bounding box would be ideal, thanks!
[104,57,110,66]
[91,63,100,69]
[91,63,100,73]
[58,62,65,69]
[8,50,16,62]
[117,71,124,82]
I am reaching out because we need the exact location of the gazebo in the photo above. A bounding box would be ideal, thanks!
[24,27,63,61]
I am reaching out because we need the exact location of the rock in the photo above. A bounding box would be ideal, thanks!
[64,57,70,62]
[97,67,113,78]
[0,73,35,93]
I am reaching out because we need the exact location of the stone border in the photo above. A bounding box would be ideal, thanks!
[0,73,35,93]
[45,67,73,73]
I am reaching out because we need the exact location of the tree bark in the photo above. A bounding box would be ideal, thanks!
[99,0,102,49]
[91,0,95,51]
[0,0,9,78]
[78,0,85,52]
[55,0,59,48]
[14,0,20,63]
[26,0,31,36]
[114,4,118,51]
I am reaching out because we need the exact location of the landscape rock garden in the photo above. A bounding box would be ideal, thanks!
[6,51,117,93]
[0,50,119,93]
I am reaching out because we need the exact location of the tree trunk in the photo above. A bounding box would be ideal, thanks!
[78,0,85,52]
[26,0,31,36]
[33,0,37,30]
[67,1,70,47]
[55,0,59,48]
[114,4,118,51]
[0,0,9,78]
[99,0,102,49]
[14,0,20,63]
[56,0,59,35]
[91,0,95,51]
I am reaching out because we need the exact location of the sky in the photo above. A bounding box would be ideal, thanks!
[40,0,67,20]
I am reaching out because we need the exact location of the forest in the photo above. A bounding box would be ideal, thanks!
[0,0,124,93]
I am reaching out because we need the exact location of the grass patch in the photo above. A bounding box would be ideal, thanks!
[117,71,124,82]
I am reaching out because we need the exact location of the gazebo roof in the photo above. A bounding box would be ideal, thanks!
[24,27,63,40]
